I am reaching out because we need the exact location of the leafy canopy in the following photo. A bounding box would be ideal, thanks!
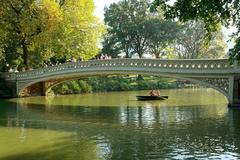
[0,0,105,69]
[103,0,180,58]
[151,0,240,61]
[171,21,226,59]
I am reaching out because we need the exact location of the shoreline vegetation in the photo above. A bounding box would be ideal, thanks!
[51,75,196,96]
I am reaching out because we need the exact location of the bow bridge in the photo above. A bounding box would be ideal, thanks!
[1,58,240,107]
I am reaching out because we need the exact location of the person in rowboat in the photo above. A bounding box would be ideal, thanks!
[150,90,161,96]
[155,90,160,96]
[150,90,155,96]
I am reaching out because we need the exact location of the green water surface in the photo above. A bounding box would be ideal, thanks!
[0,88,240,160]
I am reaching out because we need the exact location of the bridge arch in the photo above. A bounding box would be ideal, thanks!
[1,58,238,106]
[19,71,230,103]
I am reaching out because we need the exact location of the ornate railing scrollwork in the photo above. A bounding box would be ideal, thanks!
[195,78,230,94]
[0,58,235,82]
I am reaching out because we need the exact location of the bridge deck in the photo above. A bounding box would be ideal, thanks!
[1,59,237,81]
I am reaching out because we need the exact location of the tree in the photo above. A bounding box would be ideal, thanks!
[101,34,122,58]
[151,0,240,61]
[127,0,150,58]
[54,0,105,60]
[203,31,227,59]
[103,0,179,59]
[0,0,62,69]
[104,0,155,58]
[146,18,180,58]
[103,0,136,58]
[171,21,226,59]
[0,0,105,69]
[174,21,206,59]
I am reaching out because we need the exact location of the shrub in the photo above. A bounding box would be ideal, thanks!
[78,80,92,93]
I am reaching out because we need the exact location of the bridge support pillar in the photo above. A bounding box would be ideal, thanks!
[228,76,240,108]
[18,82,46,97]
[5,81,18,98]
[42,81,56,96]
[17,81,56,97]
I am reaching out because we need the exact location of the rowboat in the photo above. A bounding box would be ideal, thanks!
[136,96,168,101]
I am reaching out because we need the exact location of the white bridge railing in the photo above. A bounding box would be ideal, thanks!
[1,58,235,81]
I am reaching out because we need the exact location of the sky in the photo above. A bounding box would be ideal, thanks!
[94,0,121,20]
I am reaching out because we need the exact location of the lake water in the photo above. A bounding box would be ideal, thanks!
[0,88,240,160]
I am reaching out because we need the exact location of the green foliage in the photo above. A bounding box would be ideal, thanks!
[101,35,122,58]
[0,0,105,69]
[151,0,240,61]
[172,21,227,59]
[103,0,179,58]
[229,37,240,63]
[103,0,226,60]
[61,84,70,94]
[53,0,106,60]
[146,18,180,58]
[78,80,92,93]
[204,31,227,59]
[137,80,151,90]
[52,76,180,95]
[151,0,228,32]
[103,0,136,58]
[136,75,144,81]
[69,80,81,93]
[0,48,4,62]
[0,0,63,68]
[103,0,225,60]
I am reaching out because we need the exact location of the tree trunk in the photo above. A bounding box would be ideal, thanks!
[155,53,160,58]
[138,51,143,58]
[125,46,131,58]
[21,39,29,69]
[126,52,130,58]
